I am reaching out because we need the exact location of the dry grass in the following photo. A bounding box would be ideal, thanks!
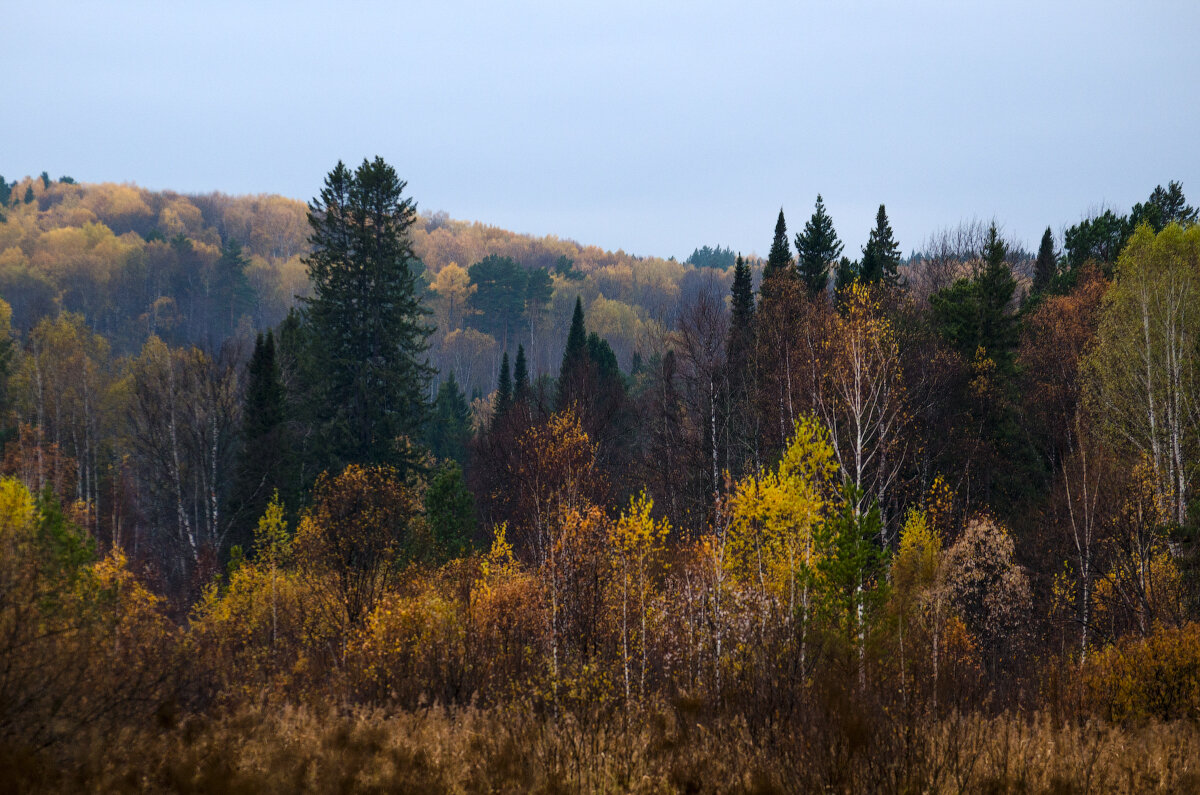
[6,702,1200,794]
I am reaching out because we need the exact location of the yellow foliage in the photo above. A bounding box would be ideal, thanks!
[1084,622,1200,722]
[0,477,37,541]
[895,508,940,594]
[728,415,837,609]
[189,560,321,700]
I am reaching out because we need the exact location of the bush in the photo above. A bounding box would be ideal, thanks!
[1084,622,1200,723]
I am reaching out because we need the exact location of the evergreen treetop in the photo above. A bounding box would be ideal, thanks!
[859,204,901,285]
[301,157,434,473]
[727,254,755,361]
[795,195,843,296]
[495,352,513,423]
[1032,227,1056,294]
[761,209,794,296]
[514,344,530,402]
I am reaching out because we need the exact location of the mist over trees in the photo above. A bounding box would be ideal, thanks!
[3,165,1200,790]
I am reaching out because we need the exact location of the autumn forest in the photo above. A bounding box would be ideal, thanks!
[3,163,1200,791]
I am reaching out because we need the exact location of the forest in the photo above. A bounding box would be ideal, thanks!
[2,160,1200,792]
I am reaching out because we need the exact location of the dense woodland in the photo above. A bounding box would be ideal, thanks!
[3,161,1200,791]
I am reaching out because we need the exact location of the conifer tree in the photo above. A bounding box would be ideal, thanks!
[1033,227,1056,294]
[726,254,757,476]
[427,372,472,465]
[834,257,859,293]
[761,209,794,297]
[23,185,34,204]
[514,344,530,403]
[859,204,902,285]
[931,222,1018,375]
[231,331,290,550]
[794,195,843,296]
[726,254,755,363]
[212,240,254,345]
[301,157,433,473]
[558,296,588,408]
[495,351,513,423]
[425,461,477,562]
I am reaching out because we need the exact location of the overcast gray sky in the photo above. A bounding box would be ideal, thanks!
[5,1,1197,259]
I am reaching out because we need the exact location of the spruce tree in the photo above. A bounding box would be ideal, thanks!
[834,257,858,293]
[301,157,433,473]
[513,344,530,402]
[976,223,1019,373]
[494,352,513,423]
[425,461,477,562]
[859,204,902,285]
[427,372,472,465]
[726,254,757,476]
[558,296,588,408]
[23,185,34,204]
[1032,227,1056,294]
[727,254,755,362]
[931,222,1018,375]
[231,331,290,551]
[761,209,794,297]
[794,195,843,296]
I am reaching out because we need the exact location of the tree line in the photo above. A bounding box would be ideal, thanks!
[3,162,1200,789]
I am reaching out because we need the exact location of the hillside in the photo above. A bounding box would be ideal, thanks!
[0,174,738,396]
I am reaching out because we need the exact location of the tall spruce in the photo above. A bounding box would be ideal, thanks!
[513,344,530,403]
[558,296,588,408]
[859,204,902,285]
[231,331,289,551]
[761,209,794,297]
[727,254,755,363]
[794,195,843,296]
[1033,227,1056,294]
[726,253,757,475]
[494,352,513,424]
[301,157,433,473]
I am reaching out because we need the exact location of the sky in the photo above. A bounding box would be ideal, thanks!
[5,0,1198,260]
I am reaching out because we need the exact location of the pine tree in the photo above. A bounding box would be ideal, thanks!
[301,157,433,473]
[761,209,794,297]
[794,195,843,296]
[495,352,513,423]
[427,372,472,465]
[23,185,34,204]
[513,344,530,403]
[859,204,901,285]
[1130,181,1198,231]
[1033,227,1056,294]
